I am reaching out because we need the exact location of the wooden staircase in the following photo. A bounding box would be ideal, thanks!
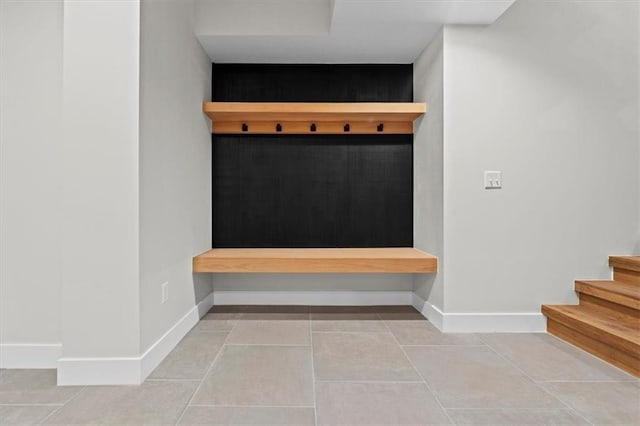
[542,256,640,377]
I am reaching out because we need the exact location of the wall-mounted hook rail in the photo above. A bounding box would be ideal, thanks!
[203,102,426,135]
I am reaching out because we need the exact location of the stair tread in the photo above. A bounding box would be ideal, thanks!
[542,304,640,348]
[576,280,640,307]
[610,256,640,273]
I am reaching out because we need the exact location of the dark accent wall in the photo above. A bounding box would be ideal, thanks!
[212,64,413,248]
[212,64,413,102]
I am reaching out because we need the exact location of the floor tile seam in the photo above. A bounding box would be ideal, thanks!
[191,328,235,334]
[375,314,398,333]
[372,313,391,332]
[310,329,392,334]
[534,379,640,383]
[147,332,230,381]
[385,323,456,425]
[173,331,231,426]
[482,340,595,425]
[444,407,584,411]
[36,385,88,425]
[310,330,395,335]
[222,343,311,347]
[0,403,64,407]
[188,330,233,335]
[187,403,316,408]
[399,344,488,348]
[308,320,318,426]
[314,380,426,384]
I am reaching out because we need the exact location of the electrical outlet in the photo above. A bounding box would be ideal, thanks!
[161,282,169,304]
[484,170,502,189]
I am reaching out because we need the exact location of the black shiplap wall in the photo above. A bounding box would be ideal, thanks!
[212,64,413,248]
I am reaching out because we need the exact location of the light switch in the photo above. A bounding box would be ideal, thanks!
[484,171,502,189]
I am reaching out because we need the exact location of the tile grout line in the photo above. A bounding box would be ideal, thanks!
[534,379,639,383]
[314,379,427,384]
[480,336,595,426]
[378,314,457,425]
[223,343,311,347]
[309,315,319,426]
[188,404,316,408]
[37,385,88,425]
[0,403,65,407]
[173,325,234,425]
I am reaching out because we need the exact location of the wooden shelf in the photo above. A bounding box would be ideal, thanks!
[202,102,426,135]
[193,248,437,273]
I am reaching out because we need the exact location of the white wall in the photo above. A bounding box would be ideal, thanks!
[413,30,444,311]
[139,0,213,352]
[441,0,639,314]
[60,0,141,359]
[637,3,640,255]
[0,0,63,353]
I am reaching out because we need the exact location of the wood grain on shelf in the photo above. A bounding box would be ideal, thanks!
[203,102,426,135]
[192,247,437,273]
[203,102,426,122]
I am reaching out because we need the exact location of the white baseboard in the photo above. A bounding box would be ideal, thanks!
[411,294,546,333]
[139,292,214,380]
[0,343,62,369]
[57,357,142,385]
[57,292,214,385]
[212,290,413,306]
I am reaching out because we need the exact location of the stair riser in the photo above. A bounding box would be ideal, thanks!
[541,306,639,355]
[578,293,640,319]
[547,319,639,377]
[614,269,640,286]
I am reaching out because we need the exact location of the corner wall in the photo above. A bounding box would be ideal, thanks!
[139,0,213,352]
[0,0,63,367]
[413,30,444,313]
[59,0,141,378]
[442,0,639,315]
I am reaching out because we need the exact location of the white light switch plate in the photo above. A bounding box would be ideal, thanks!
[484,171,502,189]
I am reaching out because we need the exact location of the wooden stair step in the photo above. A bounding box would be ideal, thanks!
[575,280,640,311]
[546,318,640,377]
[609,256,640,273]
[610,256,640,285]
[541,304,640,356]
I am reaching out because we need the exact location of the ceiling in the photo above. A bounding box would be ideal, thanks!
[194,0,515,63]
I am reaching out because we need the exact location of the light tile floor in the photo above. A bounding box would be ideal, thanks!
[1,306,638,425]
